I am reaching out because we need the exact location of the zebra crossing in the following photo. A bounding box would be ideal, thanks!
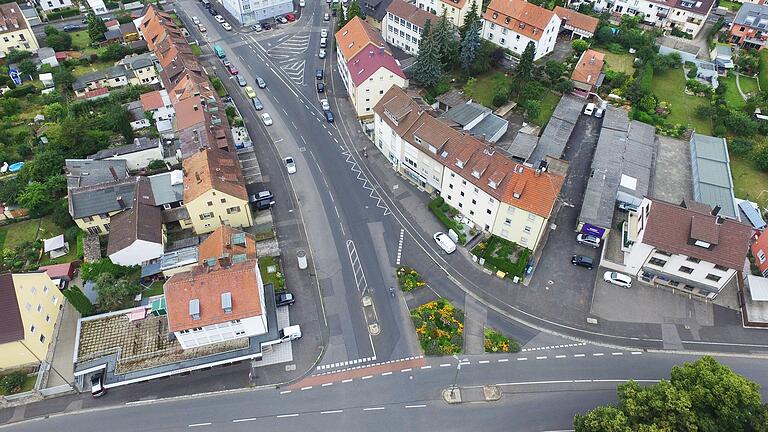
[265,32,311,85]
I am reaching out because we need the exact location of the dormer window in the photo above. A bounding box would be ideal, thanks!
[428,145,437,154]
[519,23,525,29]
[488,180,498,189]
[455,159,464,168]
[472,170,481,179]
[513,192,521,199]
[492,12,498,19]
[414,135,423,145]
[505,17,510,24]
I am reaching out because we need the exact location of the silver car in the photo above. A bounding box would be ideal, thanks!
[236,75,246,86]
[576,233,601,248]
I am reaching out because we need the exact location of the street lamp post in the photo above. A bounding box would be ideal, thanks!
[450,354,468,399]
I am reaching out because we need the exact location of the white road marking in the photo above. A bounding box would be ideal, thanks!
[301,386,313,390]
[631,352,643,355]
[405,405,427,409]
[188,423,212,427]
[420,365,432,369]
[280,390,292,394]
[321,382,333,387]
[536,356,547,360]
[276,414,299,418]
[362,375,373,380]
[593,353,604,357]
[555,355,566,359]
[363,407,385,411]
[321,410,343,414]
[611,352,623,356]
[573,354,586,358]
[440,363,451,367]
[382,371,392,376]
[478,360,490,364]
[401,368,412,372]
[342,379,353,383]
[497,358,509,362]
[517,357,528,361]
[232,418,257,423]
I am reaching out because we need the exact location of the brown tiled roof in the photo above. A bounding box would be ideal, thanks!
[198,226,257,266]
[163,260,263,332]
[107,178,163,256]
[483,0,557,41]
[182,147,247,203]
[140,90,165,111]
[335,16,387,60]
[0,273,24,344]
[386,0,437,28]
[174,95,207,131]
[441,0,468,9]
[571,49,605,86]
[0,3,29,33]
[141,6,180,52]
[643,199,752,270]
[553,6,599,34]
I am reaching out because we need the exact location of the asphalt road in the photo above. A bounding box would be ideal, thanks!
[4,351,768,432]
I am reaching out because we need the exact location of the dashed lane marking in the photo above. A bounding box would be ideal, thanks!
[521,342,587,352]
[396,229,404,265]
[321,410,343,414]
[276,414,299,418]
[478,360,490,364]
[405,405,427,409]
[536,356,547,360]
[232,418,256,423]
[188,423,212,427]
[301,386,313,390]
[363,407,385,411]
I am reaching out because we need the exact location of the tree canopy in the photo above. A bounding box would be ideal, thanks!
[411,20,444,88]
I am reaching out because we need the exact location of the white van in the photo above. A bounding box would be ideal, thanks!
[433,232,456,254]
[320,37,327,48]
[279,325,302,342]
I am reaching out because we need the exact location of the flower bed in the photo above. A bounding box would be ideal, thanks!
[484,328,520,353]
[411,299,464,356]
[471,235,531,279]
[428,197,467,244]
[397,266,426,292]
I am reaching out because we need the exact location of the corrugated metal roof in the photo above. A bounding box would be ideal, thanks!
[690,133,737,219]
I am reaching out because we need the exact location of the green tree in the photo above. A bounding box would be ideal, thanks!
[460,20,481,71]
[725,110,758,136]
[5,49,32,64]
[87,12,107,42]
[571,38,589,54]
[52,67,75,94]
[0,98,21,117]
[637,94,657,113]
[574,357,768,432]
[525,100,541,120]
[345,0,364,20]
[43,102,68,121]
[18,150,64,183]
[0,177,24,205]
[544,60,566,82]
[44,26,73,51]
[516,41,536,81]
[432,12,457,66]
[50,199,74,229]
[100,43,131,61]
[554,79,574,94]
[18,181,51,217]
[18,59,36,79]
[411,20,444,88]
[94,273,140,311]
[460,0,479,38]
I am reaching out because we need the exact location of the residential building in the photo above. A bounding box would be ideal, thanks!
[0,3,39,57]
[336,17,408,118]
[373,86,564,250]
[690,133,738,220]
[38,0,72,12]
[729,3,768,49]
[439,101,508,143]
[0,272,63,370]
[571,49,605,94]
[66,159,130,235]
[182,148,252,234]
[118,52,159,85]
[482,0,561,61]
[625,198,752,299]
[198,225,258,265]
[107,177,165,266]
[85,0,107,15]
[383,0,438,55]
[553,6,598,38]
[163,259,267,350]
[72,66,133,98]
[219,0,291,26]
[88,137,169,171]
[752,231,768,277]
[710,44,735,70]
[140,89,175,135]
[415,0,481,27]
[592,0,715,37]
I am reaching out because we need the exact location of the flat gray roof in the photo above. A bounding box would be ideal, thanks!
[528,94,579,162]
[508,131,538,161]
[690,133,737,219]
[601,106,631,132]
[148,170,184,206]
[66,159,128,189]
[441,102,489,126]
[471,113,508,143]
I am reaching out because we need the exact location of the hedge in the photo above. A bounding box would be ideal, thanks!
[472,235,531,278]
[427,197,467,244]
[45,8,80,20]
[62,285,96,317]
[4,84,38,99]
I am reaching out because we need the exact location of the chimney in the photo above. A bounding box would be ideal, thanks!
[716,215,725,225]
[109,166,118,181]
[218,254,230,268]
[535,168,541,177]
[711,205,721,217]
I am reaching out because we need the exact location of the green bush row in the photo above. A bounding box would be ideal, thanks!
[45,8,80,20]
[428,197,467,244]
[62,285,96,317]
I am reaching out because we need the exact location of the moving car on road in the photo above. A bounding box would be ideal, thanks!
[319,49,326,59]
[320,99,330,111]
[433,232,456,254]
[317,82,325,93]
[214,14,225,23]
[576,233,601,248]
[571,255,594,269]
[284,156,297,174]
[237,75,246,86]
[192,16,200,24]
[244,85,256,98]
[300,0,305,6]
[316,69,324,80]
[324,110,334,122]
[256,76,266,88]
[198,24,207,32]
[276,292,295,307]
[227,64,238,75]
[603,271,632,289]
[321,28,328,38]
[250,190,275,210]
[214,45,226,58]
[261,113,273,126]
[222,22,232,31]
[324,13,330,21]
[251,97,263,110]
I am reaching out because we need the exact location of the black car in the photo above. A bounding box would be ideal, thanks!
[62,24,83,32]
[276,292,295,307]
[208,7,217,15]
[571,255,594,269]
[315,69,324,80]
[324,110,334,123]
[262,22,272,30]
[250,190,274,210]
[317,82,325,93]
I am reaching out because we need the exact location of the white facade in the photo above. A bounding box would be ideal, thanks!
[481,14,560,60]
[221,0,292,26]
[382,11,427,55]
[85,0,108,15]
[373,112,405,167]
[174,314,268,350]
[592,0,711,36]
[350,67,408,118]
[441,168,501,232]
[100,145,164,171]
[108,238,164,266]
[39,0,73,12]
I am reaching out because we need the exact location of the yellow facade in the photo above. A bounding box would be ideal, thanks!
[74,211,121,236]
[129,65,158,86]
[0,28,38,56]
[0,273,63,370]
[439,0,481,27]
[186,190,252,235]
[491,201,548,251]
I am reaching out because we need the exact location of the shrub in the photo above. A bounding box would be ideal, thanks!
[45,7,80,20]
[397,266,426,292]
[4,84,37,99]
[428,197,467,244]
[484,328,520,353]
[411,299,464,356]
[685,79,713,96]
[686,65,698,79]
[730,138,755,157]
[62,285,96,317]
[147,159,166,170]
[492,92,508,108]
[0,372,26,395]
[607,43,625,54]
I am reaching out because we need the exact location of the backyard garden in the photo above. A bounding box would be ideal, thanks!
[411,299,464,356]
[471,235,531,280]
[259,256,286,293]
[428,197,470,245]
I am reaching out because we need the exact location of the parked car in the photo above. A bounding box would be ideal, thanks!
[192,16,200,24]
[320,98,330,111]
[603,271,632,289]
[318,49,326,59]
[324,110,334,122]
[317,82,325,93]
[315,69,324,80]
[208,7,217,15]
[262,22,272,30]
[583,102,595,116]
[285,12,295,21]
[236,75,246,86]
[278,325,301,342]
[276,16,288,24]
[320,37,327,48]
[222,22,232,31]
[571,255,594,269]
[261,113,273,126]
[323,12,330,21]
[256,76,266,88]
[284,156,297,174]
[576,233,601,248]
[214,14,225,23]
[250,190,275,210]
[276,292,295,307]
[433,232,456,254]
[62,24,83,32]
[227,64,239,75]
[251,97,263,110]
[90,372,106,398]
[321,28,328,38]
[299,0,306,6]
[252,23,262,32]
[198,24,207,32]
[244,85,256,98]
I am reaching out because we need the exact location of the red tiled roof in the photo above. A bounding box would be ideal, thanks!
[140,90,165,111]
[483,0,557,41]
[346,43,406,86]
[386,0,437,28]
[198,226,257,266]
[571,49,604,86]
[751,231,768,275]
[38,263,77,280]
[335,16,387,60]
[182,147,247,203]
[78,87,110,100]
[553,6,599,34]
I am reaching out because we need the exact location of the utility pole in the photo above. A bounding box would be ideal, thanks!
[451,354,468,398]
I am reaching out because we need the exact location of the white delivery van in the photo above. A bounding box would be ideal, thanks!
[279,325,302,342]
[433,232,456,254]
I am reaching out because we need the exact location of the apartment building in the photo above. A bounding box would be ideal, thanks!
[38,0,72,12]
[0,3,39,57]
[383,0,438,55]
[592,0,715,37]
[415,0,481,27]
[0,272,63,370]
[482,0,561,61]
[729,3,768,49]
[220,0,292,26]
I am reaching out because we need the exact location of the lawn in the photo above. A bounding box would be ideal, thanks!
[70,30,91,50]
[258,256,285,292]
[729,154,768,205]
[191,44,202,56]
[534,91,561,126]
[471,235,531,279]
[593,48,636,74]
[721,74,745,109]
[142,280,165,297]
[718,0,742,11]
[465,71,509,108]
[0,373,36,395]
[760,50,768,91]
[0,218,45,250]
[738,74,759,95]
[72,60,114,78]
[651,68,712,134]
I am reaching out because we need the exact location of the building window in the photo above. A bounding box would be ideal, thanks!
[40,334,46,343]
[226,206,241,214]
[458,203,463,208]
[486,209,492,215]
[30,325,36,333]
[713,264,728,272]
[221,198,227,203]
[758,251,766,263]
[656,250,672,257]
[45,315,51,323]
[207,201,213,206]
[37,304,42,313]
[200,212,214,220]
[648,257,667,267]
[524,225,532,233]
[449,184,453,189]
[52,296,58,305]
[504,218,512,226]
[686,256,701,263]
[678,266,694,274]
[43,286,49,294]
[103,223,110,232]
[705,274,722,282]
[86,226,101,235]
[460,191,465,197]
[25,302,31,311]
[83,216,94,222]
[527,213,535,222]
[30,287,37,295]
[471,199,477,205]
[469,210,474,216]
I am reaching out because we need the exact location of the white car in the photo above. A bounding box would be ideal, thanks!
[299,0,305,5]
[192,16,200,25]
[320,98,330,111]
[603,271,632,289]
[318,49,326,59]
[214,14,225,23]
[284,156,297,174]
[222,22,232,31]
[320,28,328,38]
[583,102,595,116]
[433,232,456,254]
[261,113,273,126]
[576,233,601,248]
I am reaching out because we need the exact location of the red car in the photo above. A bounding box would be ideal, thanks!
[285,12,295,21]
[228,65,239,75]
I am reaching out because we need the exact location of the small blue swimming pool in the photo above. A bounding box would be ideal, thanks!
[8,162,24,172]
